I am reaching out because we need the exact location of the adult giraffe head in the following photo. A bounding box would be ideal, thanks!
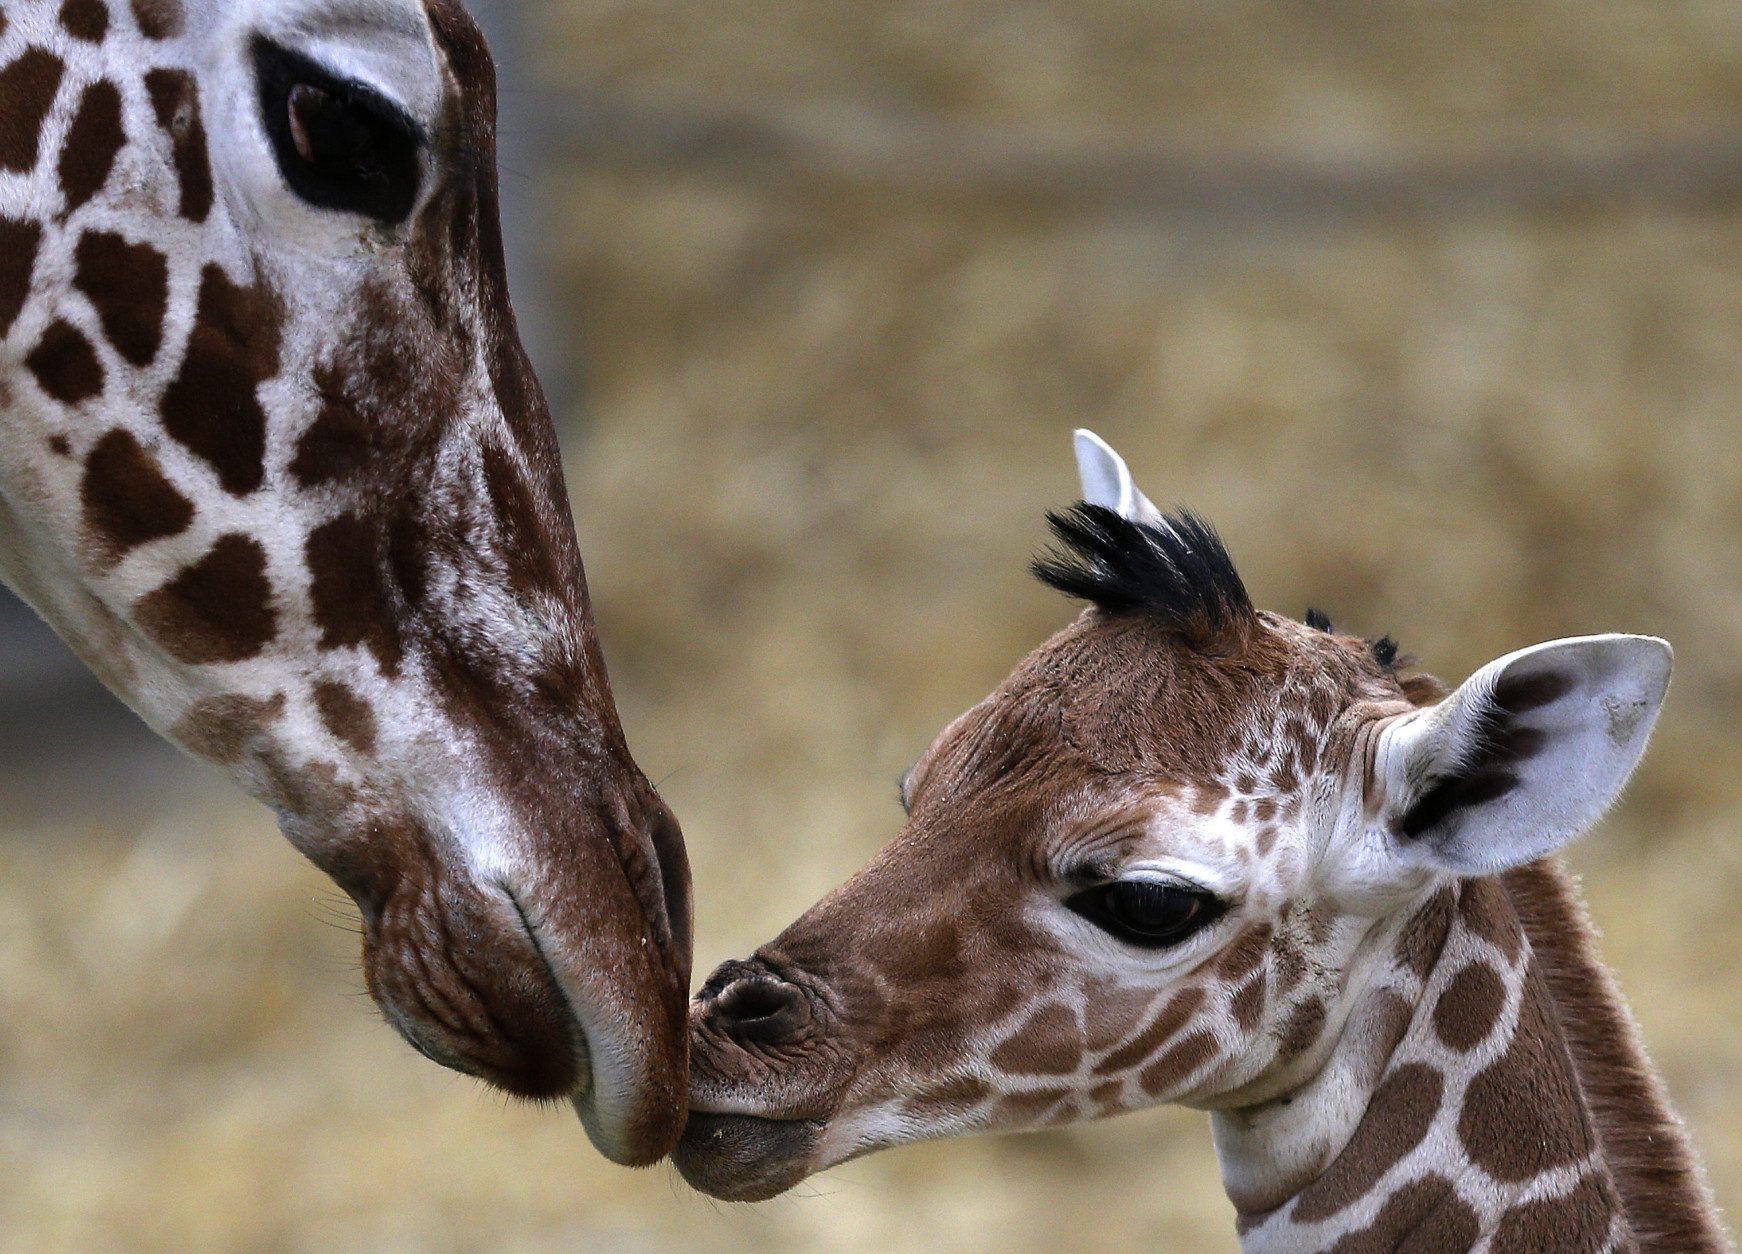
[0,0,690,1163]
[677,433,1723,1249]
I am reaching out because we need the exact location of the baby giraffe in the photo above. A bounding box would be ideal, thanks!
[675,431,1728,1253]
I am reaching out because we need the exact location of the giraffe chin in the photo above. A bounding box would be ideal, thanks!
[671,1113,825,1202]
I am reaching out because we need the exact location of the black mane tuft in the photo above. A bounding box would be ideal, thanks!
[1032,503,1255,649]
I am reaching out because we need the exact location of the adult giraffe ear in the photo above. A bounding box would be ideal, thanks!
[1073,429,1166,528]
[1371,634,1672,876]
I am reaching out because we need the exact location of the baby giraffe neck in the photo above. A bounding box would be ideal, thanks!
[1216,860,1727,1254]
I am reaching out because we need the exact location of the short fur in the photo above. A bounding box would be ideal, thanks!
[1506,859,1728,1253]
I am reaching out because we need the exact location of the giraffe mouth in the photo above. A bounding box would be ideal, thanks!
[503,887,593,1100]
[672,1112,826,1202]
[354,823,690,1166]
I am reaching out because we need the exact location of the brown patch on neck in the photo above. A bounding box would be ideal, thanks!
[129,0,181,39]
[0,217,41,338]
[305,513,402,675]
[74,231,170,366]
[58,79,124,214]
[132,532,278,663]
[1289,1062,1445,1224]
[59,0,110,42]
[0,48,67,173]
[1503,858,1729,1254]
[80,427,194,564]
[26,319,104,404]
[143,68,213,223]
[173,691,286,763]
[313,680,378,756]
[160,263,282,496]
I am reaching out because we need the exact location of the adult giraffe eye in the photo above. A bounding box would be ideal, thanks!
[253,38,423,225]
[1066,880,1225,949]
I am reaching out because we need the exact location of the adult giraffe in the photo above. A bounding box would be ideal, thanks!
[676,433,1728,1248]
[0,0,691,1164]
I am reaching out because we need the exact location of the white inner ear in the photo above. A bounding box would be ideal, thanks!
[1073,430,1165,528]
[1371,634,1672,878]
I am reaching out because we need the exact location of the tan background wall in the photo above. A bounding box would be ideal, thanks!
[3,1,1741,1249]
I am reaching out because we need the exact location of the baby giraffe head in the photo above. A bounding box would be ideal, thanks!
[675,431,1671,1208]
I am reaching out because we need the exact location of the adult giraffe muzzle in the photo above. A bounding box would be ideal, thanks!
[0,0,689,1163]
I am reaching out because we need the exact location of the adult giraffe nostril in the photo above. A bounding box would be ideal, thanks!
[711,978,809,1043]
[645,797,693,962]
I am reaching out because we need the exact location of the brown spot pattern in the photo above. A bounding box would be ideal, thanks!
[1138,1028,1218,1096]
[1092,986,1204,1074]
[133,533,277,664]
[1491,1174,1617,1254]
[306,513,401,673]
[481,442,562,596]
[1356,989,1415,1086]
[1291,1063,1444,1224]
[1273,940,1308,995]
[1217,921,1274,981]
[290,365,374,486]
[73,231,168,366]
[1458,877,1524,962]
[313,680,378,756]
[160,264,281,495]
[1458,963,1596,1181]
[904,1074,989,1117]
[1190,782,1227,815]
[1231,973,1266,1030]
[0,48,66,172]
[80,428,193,562]
[992,1087,1072,1125]
[27,319,102,404]
[129,0,180,38]
[1082,979,1166,1052]
[172,691,285,763]
[58,79,124,213]
[1396,886,1456,977]
[1278,995,1328,1060]
[0,216,40,338]
[1431,962,1506,1053]
[143,68,211,222]
[1319,1174,1479,1254]
[989,1003,1081,1076]
[59,0,109,41]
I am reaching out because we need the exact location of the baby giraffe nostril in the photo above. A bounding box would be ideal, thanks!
[711,978,808,1042]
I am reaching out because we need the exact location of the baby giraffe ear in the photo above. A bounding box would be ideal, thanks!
[1373,634,1672,876]
[1073,429,1166,528]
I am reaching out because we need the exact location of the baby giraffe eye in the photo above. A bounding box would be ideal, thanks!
[253,38,424,225]
[1066,880,1226,948]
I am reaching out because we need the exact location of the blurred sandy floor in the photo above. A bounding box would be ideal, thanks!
[6,1,1742,1250]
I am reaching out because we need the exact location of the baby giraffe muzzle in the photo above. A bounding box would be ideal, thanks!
[675,431,1726,1253]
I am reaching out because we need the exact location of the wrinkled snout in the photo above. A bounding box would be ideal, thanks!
[675,957,848,1198]
[310,786,695,1166]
